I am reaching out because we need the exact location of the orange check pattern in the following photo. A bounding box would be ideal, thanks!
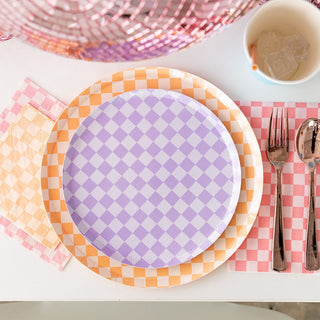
[228,101,320,273]
[0,104,60,249]
[41,67,263,287]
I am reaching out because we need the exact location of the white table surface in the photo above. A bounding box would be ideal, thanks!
[1,10,320,302]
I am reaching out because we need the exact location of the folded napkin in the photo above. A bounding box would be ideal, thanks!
[0,216,70,271]
[0,78,71,270]
[228,101,320,273]
[0,104,60,249]
[1,78,65,126]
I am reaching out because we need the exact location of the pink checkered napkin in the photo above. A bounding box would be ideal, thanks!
[0,78,65,132]
[0,216,70,271]
[0,78,71,271]
[228,101,320,274]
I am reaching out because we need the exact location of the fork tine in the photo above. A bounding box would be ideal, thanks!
[280,108,283,146]
[286,108,289,151]
[268,109,273,147]
[274,108,278,146]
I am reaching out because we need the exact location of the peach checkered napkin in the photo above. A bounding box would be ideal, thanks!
[228,101,320,273]
[0,79,71,270]
[0,104,60,249]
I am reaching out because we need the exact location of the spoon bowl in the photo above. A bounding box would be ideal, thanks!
[296,118,320,271]
[296,118,320,170]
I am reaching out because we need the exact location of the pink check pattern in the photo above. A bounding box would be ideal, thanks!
[0,78,70,271]
[0,216,70,271]
[228,101,320,274]
[0,78,65,132]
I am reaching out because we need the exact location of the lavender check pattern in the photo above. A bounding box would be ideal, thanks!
[63,89,241,268]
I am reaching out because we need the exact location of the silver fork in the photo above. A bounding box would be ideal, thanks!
[266,108,289,272]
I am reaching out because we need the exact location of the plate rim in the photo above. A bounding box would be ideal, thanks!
[41,67,263,288]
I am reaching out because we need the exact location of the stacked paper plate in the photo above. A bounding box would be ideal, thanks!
[41,67,263,287]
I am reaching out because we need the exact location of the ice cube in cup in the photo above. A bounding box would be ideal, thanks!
[265,46,298,80]
[285,33,309,62]
[256,30,286,77]
[256,30,285,59]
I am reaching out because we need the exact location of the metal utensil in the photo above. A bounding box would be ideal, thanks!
[296,118,320,271]
[267,109,289,272]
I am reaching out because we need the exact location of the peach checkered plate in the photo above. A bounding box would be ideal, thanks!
[41,67,263,287]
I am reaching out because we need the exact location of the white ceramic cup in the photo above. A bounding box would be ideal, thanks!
[244,0,320,85]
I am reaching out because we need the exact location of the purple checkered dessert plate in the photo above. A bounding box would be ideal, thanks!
[62,89,241,269]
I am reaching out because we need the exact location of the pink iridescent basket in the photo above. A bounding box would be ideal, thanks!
[0,0,262,62]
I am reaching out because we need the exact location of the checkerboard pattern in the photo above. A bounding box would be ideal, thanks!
[63,89,241,268]
[0,78,65,134]
[228,101,320,273]
[0,104,60,249]
[0,216,70,271]
[42,67,263,287]
[0,79,71,270]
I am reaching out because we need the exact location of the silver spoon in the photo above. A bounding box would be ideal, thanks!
[296,118,320,271]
